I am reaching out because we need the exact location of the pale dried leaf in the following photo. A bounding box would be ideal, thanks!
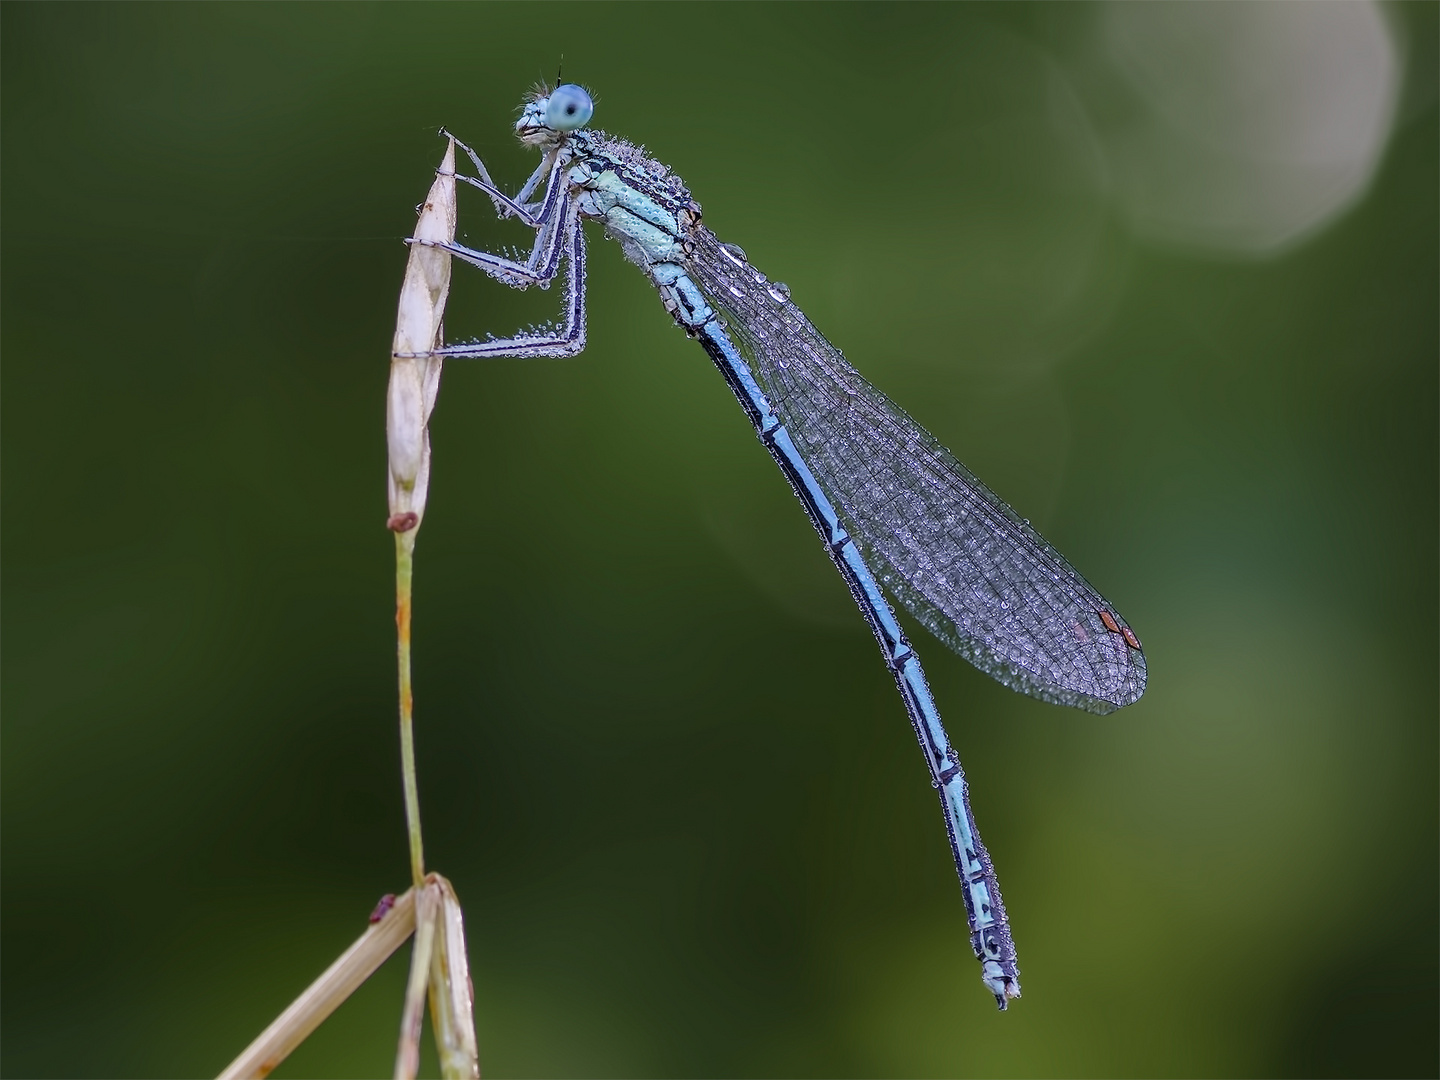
[387,138,455,533]
[217,889,418,1080]
[428,874,480,1079]
[394,882,441,1080]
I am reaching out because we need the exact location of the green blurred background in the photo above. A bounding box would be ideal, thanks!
[3,3,1436,1077]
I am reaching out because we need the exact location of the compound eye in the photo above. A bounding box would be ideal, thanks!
[545,84,594,131]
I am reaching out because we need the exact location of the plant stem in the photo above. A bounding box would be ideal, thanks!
[396,535,425,886]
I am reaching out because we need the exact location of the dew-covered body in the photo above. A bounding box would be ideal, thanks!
[400,85,1146,1008]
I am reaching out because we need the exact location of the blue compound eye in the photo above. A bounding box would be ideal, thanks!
[545,84,593,131]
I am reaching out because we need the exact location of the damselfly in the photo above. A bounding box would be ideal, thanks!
[399,84,1146,1008]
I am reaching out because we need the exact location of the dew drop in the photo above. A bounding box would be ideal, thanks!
[767,281,791,303]
[719,242,748,266]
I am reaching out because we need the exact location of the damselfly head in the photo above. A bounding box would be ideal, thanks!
[515,83,594,148]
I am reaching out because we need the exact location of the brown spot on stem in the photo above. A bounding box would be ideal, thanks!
[387,512,419,533]
[369,893,398,923]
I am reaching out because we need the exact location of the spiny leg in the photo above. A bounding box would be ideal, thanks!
[397,208,588,361]
[441,129,557,225]
[406,166,569,290]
